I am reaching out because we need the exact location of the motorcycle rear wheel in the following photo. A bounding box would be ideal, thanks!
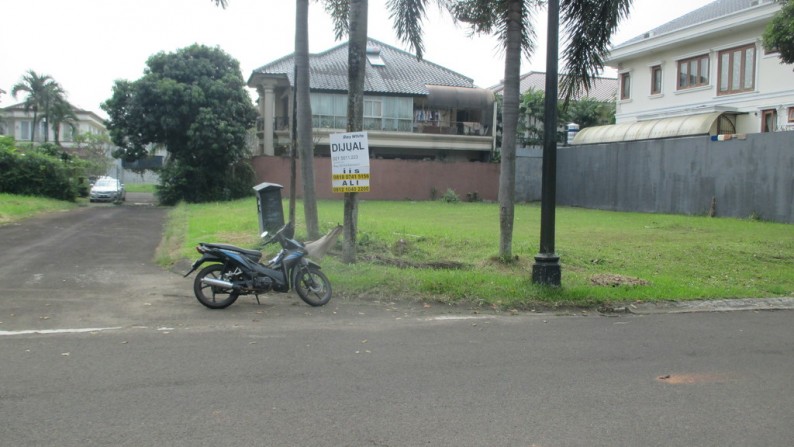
[193,264,239,309]
[294,266,332,307]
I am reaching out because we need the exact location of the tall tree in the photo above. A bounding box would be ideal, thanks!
[388,0,631,259]
[296,0,321,240]
[324,0,367,263]
[102,44,258,205]
[213,0,320,238]
[10,70,59,144]
[48,97,78,146]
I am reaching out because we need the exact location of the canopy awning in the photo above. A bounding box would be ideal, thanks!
[425,85,494,109]
[571,112,728,145]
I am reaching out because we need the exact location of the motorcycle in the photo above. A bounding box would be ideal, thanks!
[183,222,332,309]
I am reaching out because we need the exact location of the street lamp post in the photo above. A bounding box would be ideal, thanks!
[532,0,561,286]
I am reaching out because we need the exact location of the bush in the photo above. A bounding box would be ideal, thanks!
[0,137,78,201]
[156,158,255,206]
[441,188,460,203]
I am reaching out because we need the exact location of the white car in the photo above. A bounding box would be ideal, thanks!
[89,177,126,202]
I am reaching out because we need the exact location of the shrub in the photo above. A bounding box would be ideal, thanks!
[0,137,77,201]
[441,188,460,203]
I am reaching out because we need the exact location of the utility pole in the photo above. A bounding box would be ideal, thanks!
[532,0,561,286]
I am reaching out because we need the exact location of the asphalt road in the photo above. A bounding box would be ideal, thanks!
[1,196,793,446]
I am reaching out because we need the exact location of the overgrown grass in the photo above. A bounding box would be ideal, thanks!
[159,198,794,308]
[0,193,77,224]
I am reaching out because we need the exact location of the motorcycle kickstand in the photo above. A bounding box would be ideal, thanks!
[255,294,261,305]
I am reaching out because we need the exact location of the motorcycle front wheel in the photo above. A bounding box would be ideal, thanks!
[193,264,240,309]
[293,266,332,307]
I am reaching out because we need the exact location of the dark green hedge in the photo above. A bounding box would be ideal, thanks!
[0,137,78,201]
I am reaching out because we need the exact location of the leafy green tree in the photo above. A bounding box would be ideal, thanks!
[518,89,614,145]
[763,0,794,65]
[72,132,114,177]
[101,44,258,205]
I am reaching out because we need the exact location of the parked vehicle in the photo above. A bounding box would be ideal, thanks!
[184,222,332,309]
[89,177,125,202]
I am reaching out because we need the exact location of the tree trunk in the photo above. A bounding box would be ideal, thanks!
[498,0,523,260]
[342,0,368,264]
[296,0,320,239]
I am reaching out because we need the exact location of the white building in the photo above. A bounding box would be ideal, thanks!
[575,0,793,144]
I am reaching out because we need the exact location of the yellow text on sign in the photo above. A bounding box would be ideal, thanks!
[332,186,370,193]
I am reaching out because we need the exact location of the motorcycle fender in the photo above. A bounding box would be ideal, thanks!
[183,254,222,277]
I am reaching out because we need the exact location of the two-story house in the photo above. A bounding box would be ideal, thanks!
[574,0,792,144]
[248,38,496,162]
[1,102,106,145]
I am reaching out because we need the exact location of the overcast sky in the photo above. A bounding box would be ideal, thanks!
[1,0,715,117]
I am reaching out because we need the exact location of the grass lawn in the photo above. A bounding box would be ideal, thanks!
[158,198,794,309]
[0,193,78,224]
[124,183,157,193]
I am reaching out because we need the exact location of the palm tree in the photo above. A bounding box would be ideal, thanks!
[11,70,58,143]
[48,97,78,146]
[296,0,321,240]
[40,81,67,143]
[388,0,632,259]
[213,0,320,240]
[324,0,368,263]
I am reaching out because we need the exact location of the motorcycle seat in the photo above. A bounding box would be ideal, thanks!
[205,243,262,260]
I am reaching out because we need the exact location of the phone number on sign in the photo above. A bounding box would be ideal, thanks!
[332,186,370,193]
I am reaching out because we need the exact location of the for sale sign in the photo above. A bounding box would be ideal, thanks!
[330,131,370,193]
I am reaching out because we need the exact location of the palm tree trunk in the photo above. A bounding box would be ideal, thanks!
[342,0,368,264]
[498,0,523,260]
[296,0,320,240]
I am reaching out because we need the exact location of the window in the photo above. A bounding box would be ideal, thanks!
[718,44,755,95]
[761,109,777,133]
[364,98,382,118]
[788,107,794,123]
[651,65,662,95]
[677,54,709,89]
[19,120,32,140]
[620,72,631,100]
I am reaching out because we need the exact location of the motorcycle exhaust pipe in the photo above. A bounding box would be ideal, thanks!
[201,277,235,289]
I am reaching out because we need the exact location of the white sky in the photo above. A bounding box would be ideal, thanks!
[0,0,715,118]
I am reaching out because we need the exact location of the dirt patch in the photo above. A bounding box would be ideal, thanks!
[364,254,467,270]
[590,273,649,287]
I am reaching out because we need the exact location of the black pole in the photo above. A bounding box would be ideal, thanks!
[532,0,561,286]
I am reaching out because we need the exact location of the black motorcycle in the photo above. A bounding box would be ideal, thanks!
[184,223,332,309]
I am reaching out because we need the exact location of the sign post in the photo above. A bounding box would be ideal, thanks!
[330,131,370,193]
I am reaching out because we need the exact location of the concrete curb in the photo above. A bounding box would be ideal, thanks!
[622,297,794,315]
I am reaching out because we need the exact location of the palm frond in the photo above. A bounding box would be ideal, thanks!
[560,0,632,104]
[323,0,351,40]
[387,0,431,59]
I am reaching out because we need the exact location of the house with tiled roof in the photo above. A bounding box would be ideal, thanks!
[575,0,792,144]
[248,38,496,161]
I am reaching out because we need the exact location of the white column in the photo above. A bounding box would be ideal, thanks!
[263,86,275,156]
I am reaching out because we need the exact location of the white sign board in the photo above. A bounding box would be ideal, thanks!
[330,131,370,193]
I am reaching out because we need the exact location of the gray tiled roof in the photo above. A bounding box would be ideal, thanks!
[615,0,768,48]
[252,38,475,95]
[489,71,618,102]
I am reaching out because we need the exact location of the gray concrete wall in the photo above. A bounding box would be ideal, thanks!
[517,132,794,223]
